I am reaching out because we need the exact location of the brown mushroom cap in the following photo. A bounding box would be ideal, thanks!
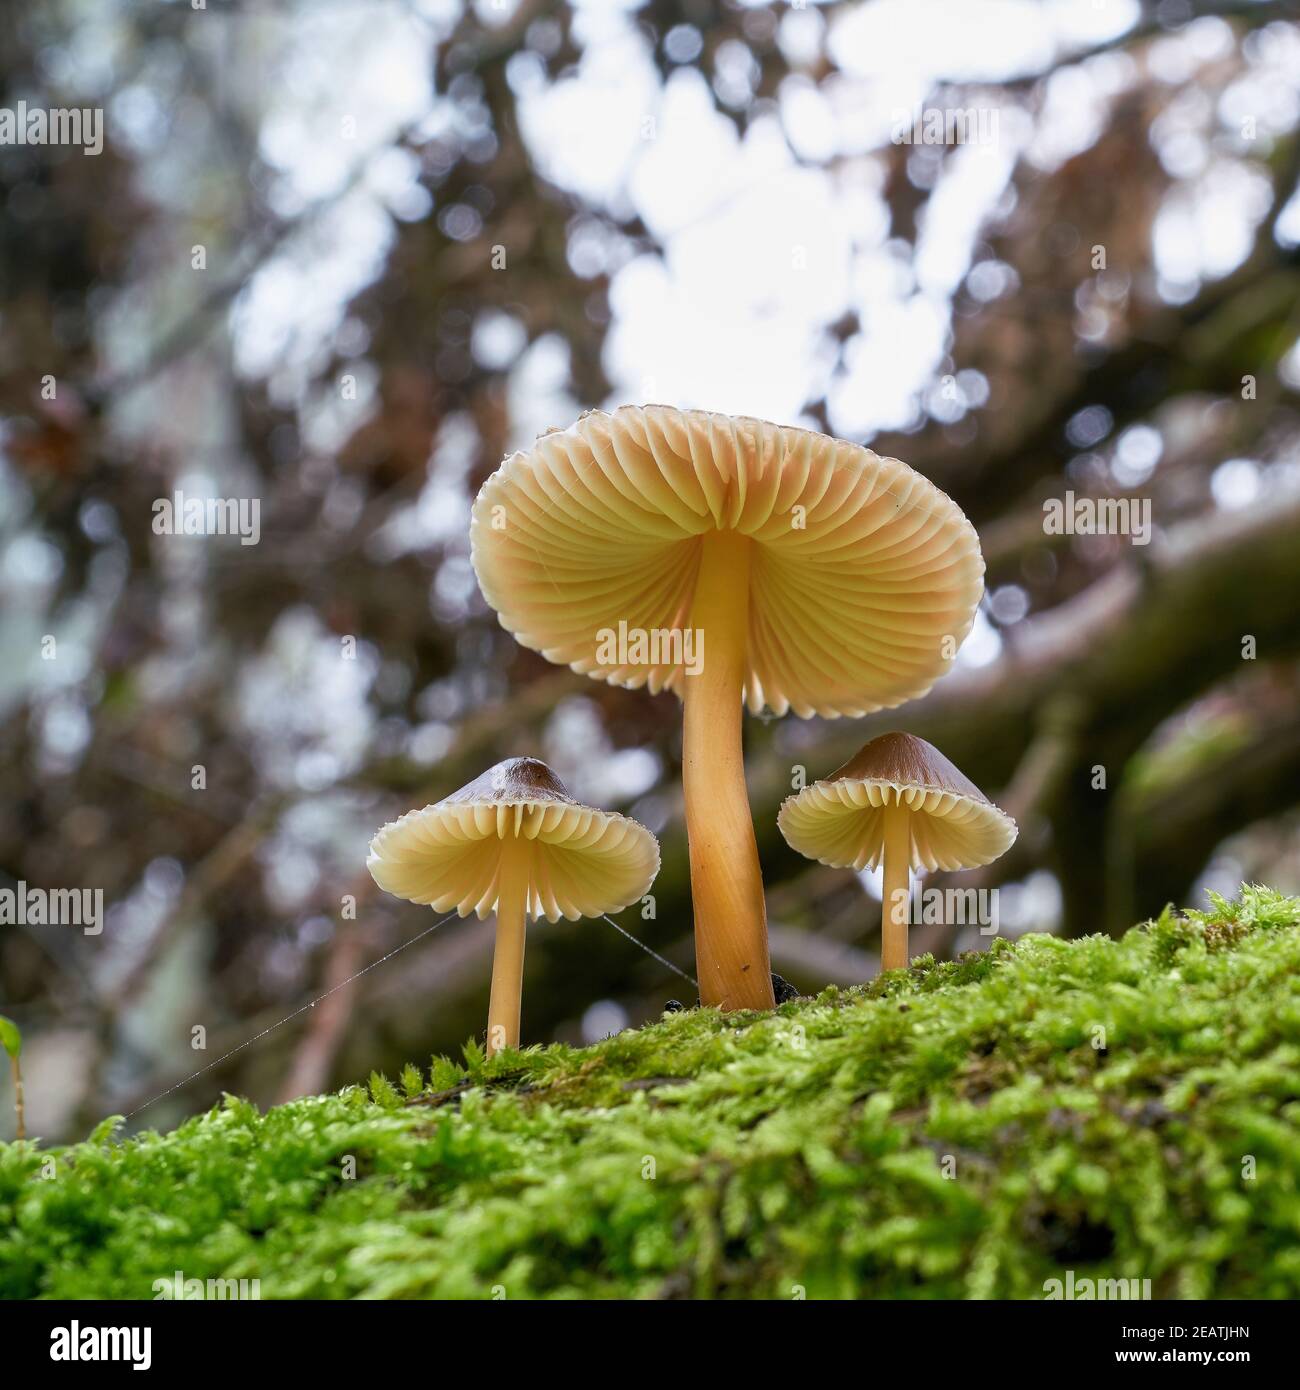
[470,405,984,719]
[367,757,660,921]
[777,732,1017,872]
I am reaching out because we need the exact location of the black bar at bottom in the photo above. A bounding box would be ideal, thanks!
[0,1297,1282,1374]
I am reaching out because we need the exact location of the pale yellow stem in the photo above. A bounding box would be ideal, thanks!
[486,849,528,1057]
[682,531,774,1012]
[881,801,912,972]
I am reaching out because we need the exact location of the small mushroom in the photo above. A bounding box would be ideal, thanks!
[367,757,659,1056]
[470,406,983,1011]
[777,732,1016,971]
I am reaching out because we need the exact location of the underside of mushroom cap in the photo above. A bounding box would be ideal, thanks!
[367,758,660,922]
[470,405,984,719]
[777,732,1017,872]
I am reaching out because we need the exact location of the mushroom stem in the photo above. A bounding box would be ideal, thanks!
[682,530,774,1012]
[486,850,528,1057]
[881,801,911,972]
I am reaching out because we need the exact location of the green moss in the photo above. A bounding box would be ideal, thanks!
[3,885,1299,1300]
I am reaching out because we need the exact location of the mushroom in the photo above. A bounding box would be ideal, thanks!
[778,732,1016,971]
[367,757,659,1056]
[470,406,983,1011]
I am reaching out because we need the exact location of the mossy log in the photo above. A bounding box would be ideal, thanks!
[3,887,1298,1300]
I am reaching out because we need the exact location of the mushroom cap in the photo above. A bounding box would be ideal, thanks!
[367,757,660,922]
[470,405,984,719]
[777,732,1017,872]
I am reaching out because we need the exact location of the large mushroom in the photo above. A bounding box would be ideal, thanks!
[778,732,1017,971]
[470,406,983,1011]
[367,757,659,1056]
